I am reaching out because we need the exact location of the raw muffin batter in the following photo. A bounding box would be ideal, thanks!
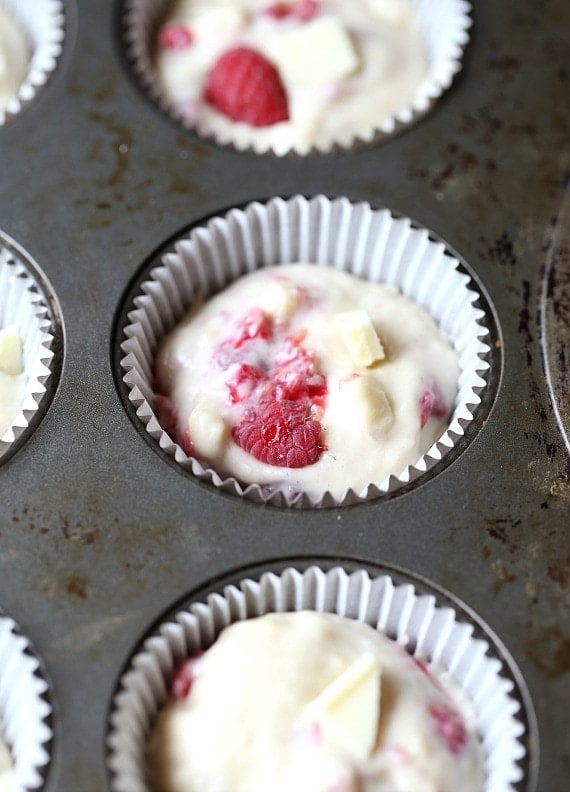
[155,0,427,153]
[155,264,459,501]
[0,5,30,115]
[148,612,484,791]
[0,326,25,439]
[0,734,18,791]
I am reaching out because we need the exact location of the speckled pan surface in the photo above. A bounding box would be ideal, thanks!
[0,1,568,790]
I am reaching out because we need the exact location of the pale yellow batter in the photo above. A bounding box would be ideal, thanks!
[148,612,484,791]
[156,265,459,500]
[0,5,30,115]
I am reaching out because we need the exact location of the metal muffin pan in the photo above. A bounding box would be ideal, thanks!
[0,0,568,789]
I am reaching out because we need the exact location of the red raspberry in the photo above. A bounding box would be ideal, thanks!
[230,307,272,349]
[170,654,203,700]
[262,1,319,20]
[204,47,289,127]
[428,702,468,755]
[158,24,194,50]
[180,427,195,457]
[232,398,324,467]
[226,363,266,404]
[263,2,292,18]
[273,338,327,405]
[419,385,448,428]
[293,0,319,20]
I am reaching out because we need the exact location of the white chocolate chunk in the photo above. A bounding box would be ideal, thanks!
[305,653,381,761]
[339,375,393,432]
[271,16,359,87]
[0,326,23,376]
[188,400,228,458]
[335,310,385,367]
[262,281,300,320]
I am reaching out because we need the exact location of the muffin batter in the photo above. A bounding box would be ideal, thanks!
[155,0,427,153]
[155,265,459,500]
[0,326,25,439]
[148,612,484,791]
[0,5,30,115]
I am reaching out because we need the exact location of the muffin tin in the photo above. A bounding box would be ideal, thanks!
[0,0,568,789]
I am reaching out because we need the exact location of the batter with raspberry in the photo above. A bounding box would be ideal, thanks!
[148,612,485,792]
[155,265,458,501]
[155,0,426,153]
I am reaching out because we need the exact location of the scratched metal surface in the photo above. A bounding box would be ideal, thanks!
[0,0,568,790]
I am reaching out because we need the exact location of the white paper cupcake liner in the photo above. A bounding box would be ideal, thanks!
[107,564,530,792]
[0,237,55,462]
[0,0,65,126]
[122,0,472,155]
[120,194,491,507]
[0,615,53,790]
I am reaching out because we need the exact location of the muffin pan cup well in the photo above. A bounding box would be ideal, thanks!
[107,563,535,792]
[0,613,53,790]
[118,194,496,507]
[0,0,65,127]
[0,233,63,466]
[121,0,473,155]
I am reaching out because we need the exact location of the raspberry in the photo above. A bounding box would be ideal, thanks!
[428,702,467,755]
[419,385,448,428]
[262,1,319,20]
[158,24,194,50]
[170,654,203,700]
[273,338,327,405]
[292,0,319,20]
[226,363,266,404]
[263,2,292,18]
[180,427,195,457]
[204,47,289,127]
[232,398,324,467]
[229,308,272,349]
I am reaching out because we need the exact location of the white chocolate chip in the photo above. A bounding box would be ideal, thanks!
[188,400,228,458]
[271,16,359,87]
[262,281,300,320]
[0,326,23,376]
[335,309,385,367]
[339,375,393,432]
[304,653,381,761]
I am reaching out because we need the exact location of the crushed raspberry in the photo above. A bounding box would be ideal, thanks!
[419,384,448,428]
[158,24,194,50]
[180,427,195,457]
[263,2,292,18]
[226,363,267,404]
[262,0,319,20]
[170,655,203,700]
[229,307,272,349]
[293,0,320,20]
[273,338,327,406]
[428,702,468,755]
[204,47,289,127]
[232,398,324,467]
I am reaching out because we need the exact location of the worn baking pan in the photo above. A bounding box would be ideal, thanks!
[0,0,568,789]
